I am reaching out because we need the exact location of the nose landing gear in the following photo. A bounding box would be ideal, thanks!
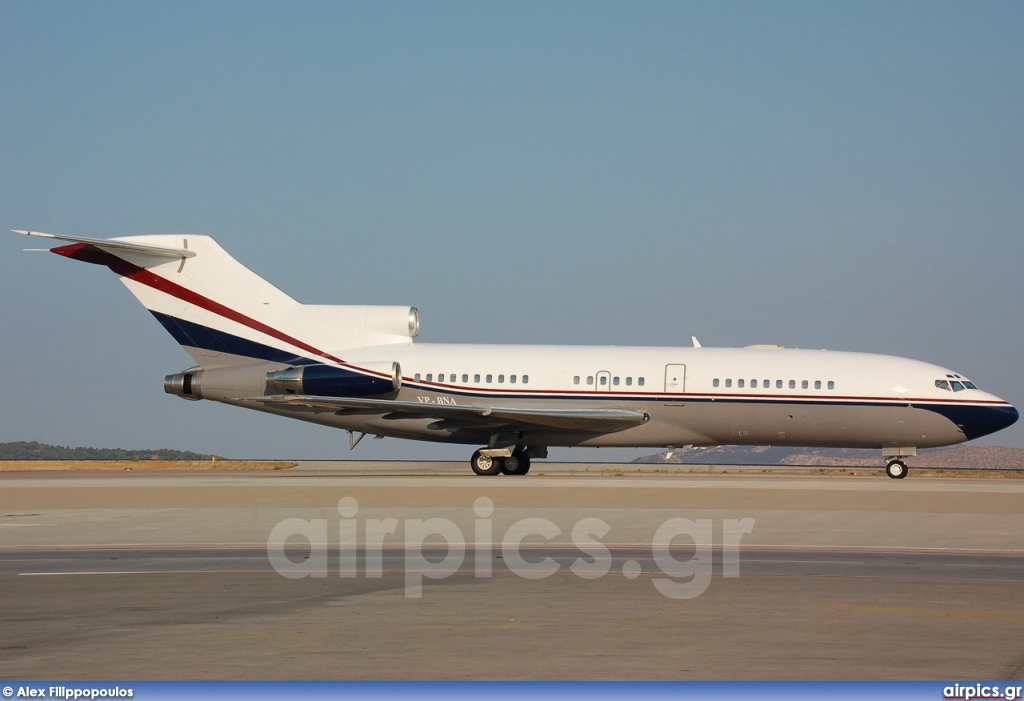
[885,459,908,479]
[883,448,914,480]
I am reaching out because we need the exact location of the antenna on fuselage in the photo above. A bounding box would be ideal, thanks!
[691,336,702,348]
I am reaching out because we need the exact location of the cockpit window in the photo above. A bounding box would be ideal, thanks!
[936,377,979,392]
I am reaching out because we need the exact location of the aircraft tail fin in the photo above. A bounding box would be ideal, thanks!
[14,231,418,368]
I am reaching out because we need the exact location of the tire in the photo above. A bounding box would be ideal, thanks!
[471,449,502,476]
[885,460,908,479]
[500,449,531,476]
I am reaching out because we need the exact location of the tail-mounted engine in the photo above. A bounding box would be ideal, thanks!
[265,361,401,397]
[164,368,203,400]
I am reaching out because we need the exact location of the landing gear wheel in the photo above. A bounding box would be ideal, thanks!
[471,450,502,476]
[500,448,531,475]
[885,459,908,479]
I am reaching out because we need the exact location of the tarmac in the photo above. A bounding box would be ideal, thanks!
[1,461,1022,680]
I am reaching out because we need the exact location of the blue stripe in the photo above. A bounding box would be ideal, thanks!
[149,311,313,364]
[916,402,1019,440]
[401,384,1016,439]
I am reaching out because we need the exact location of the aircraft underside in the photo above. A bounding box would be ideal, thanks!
[223,388,973,479]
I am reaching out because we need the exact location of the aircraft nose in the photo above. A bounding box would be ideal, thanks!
[962,404,1019,440]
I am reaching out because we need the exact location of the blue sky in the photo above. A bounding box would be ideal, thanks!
[2,1,1022,459]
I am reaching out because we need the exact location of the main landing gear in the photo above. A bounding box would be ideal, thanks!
[885,459,908,479]
[470,448,532,476]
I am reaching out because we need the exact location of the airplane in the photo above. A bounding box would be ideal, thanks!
[14,230,1018,478]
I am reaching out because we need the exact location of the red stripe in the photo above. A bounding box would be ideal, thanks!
[127,267,346,364]
[47,244,1021,401]
[55,243,346,365]
[403,381,1011,405]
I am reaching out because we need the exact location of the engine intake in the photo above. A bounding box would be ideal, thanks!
[266,362,401,397]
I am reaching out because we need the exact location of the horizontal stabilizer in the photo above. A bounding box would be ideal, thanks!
[12,230,196,259]
[15,230,420,367]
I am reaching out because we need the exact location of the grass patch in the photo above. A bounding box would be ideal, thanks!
[0,460,297,472]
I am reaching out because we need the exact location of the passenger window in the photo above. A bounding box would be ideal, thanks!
[600,376,607,386]
[626,377,633,386]
[523,375,529,384]
[638,377,645,386]
[713,379,720,388]
[815,380,821,389]
[587,376,594,385]
[802,380,809,389]
[763,379,770,388]
[415,373,421,382]
[474,374,481,383]
[738,379,745,388]
[498,375,505,383]
[776,380,783,389]
[486,374,492,383]
[789,380,796,389]
[725,379,732,388]
[751,380,758,388]
[510,375,516,384]
[574,376,581,385]
[426,374,433,382]
[827,381,834,390]
[613,377,620,386]
[462,374,468,382]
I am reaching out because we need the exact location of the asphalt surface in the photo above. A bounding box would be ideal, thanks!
[1,463,1022,680]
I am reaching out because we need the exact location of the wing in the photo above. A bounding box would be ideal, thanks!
[244,395,649,433]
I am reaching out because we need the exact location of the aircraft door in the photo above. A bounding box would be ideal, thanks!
[665,364,686,393]
[595,370,612,391]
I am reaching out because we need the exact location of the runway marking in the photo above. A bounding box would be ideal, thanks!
[745,559,866,565]
[623,616,719,623]
[20,571,153,576]
[946,563,1024,569]
[3,558,81,563]
[195,631,330,642]
[416,622,525,630]
[17,570,267,576]
[830,604,1024,623]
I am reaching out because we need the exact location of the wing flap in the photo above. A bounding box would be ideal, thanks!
[245,395,649,432]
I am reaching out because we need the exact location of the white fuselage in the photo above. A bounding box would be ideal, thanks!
[208,343,1015,453]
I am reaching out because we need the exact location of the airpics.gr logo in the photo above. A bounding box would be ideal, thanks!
[266,497,755,598]
[943,684,1024,700]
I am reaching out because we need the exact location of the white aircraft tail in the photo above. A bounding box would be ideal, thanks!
[15,231,419,367]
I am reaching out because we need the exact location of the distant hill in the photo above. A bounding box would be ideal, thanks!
[633,445,1024,470]
[0,441,215,461]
